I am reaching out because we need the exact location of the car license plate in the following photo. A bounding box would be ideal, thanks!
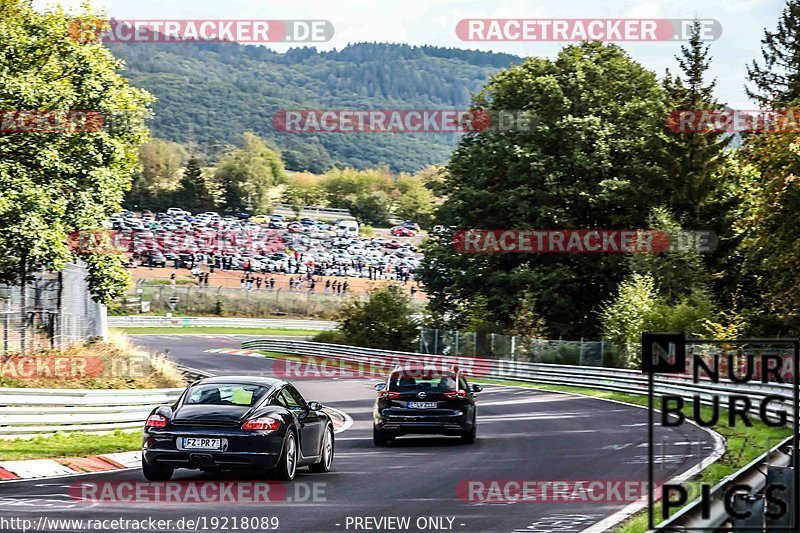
[182,437,221,449]
[407,402,438,409]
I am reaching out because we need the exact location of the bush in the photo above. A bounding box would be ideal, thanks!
[333,285,419,351]
[312,330,348,344]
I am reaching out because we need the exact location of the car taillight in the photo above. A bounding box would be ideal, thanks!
[379,390,401,400]
[445,390,468,399]
[242,417,281,431]
[145,414,168,428]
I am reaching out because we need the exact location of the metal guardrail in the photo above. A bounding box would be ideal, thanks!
[0,388,183,437]
[657,435,794,530]
[271,204,356,221]
[108,316,336,330]
[175,363,212,383]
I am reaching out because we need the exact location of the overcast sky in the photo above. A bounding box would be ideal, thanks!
[34,0,788,109]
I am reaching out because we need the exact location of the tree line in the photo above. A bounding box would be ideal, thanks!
[125,136,441,227]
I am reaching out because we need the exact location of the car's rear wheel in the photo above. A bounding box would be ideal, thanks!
[273,430,298,481]
[373,426,392,446]
[461,419,477,444]
[141,457,174,481]
[310,425,334,473]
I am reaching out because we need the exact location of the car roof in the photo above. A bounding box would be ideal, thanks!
[194,376,287,388]
[390,366,457,375]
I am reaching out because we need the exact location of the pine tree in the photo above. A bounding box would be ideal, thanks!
[746,0,800,106]
[176,155,214,212]
[663,19,730,225]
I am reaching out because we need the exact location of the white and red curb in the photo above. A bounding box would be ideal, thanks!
[0,451,140,482]
[205,348,263,357]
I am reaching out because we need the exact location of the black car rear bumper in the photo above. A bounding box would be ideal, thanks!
[143,449,281,470]
[374,410,473,436]
[143,427,284,470]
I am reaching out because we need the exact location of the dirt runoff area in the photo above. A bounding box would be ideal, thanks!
[128,267,426,298]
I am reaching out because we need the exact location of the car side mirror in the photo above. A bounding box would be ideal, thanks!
[470,384,483,393]
[374,383,386,392]
[307,401,323,411]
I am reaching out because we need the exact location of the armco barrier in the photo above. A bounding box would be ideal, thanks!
[0,388,182,437]
[108,316,336,330]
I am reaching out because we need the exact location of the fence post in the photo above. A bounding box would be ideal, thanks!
[454,330,459,356]
[579,337,584,366]
[511,336,516,360]
[600,338,606,366]
[434,328,439,355]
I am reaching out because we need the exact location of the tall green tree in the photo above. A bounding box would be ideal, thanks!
[419,42,671,337]
[628,206,712,302]
[214,133,286,213]
[663,19,730,225]
[0,1,152,304]
[125,139,186,210]
[746,0,800,106]
[394,174,437,228]
[734,130,800,334]
[175,155,215,212]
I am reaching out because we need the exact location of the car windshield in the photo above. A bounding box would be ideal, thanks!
[388,370,458,392]
[185,384,270,406]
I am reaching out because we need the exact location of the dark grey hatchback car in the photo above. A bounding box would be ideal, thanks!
[372,366,481,445]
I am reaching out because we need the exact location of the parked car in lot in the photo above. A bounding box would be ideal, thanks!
[390,226,416,237]
[115,206,423,282]
[145,252,167,267]
[336,220,359,237]
[142,376,335,481]
[372,366,481,445]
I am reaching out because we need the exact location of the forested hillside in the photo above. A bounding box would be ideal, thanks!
[110,41,520,172]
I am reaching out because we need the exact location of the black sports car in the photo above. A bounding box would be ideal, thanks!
[142,376,334,481]
[372,366,481,446]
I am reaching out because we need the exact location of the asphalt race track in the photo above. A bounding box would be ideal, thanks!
[0,335,720,533]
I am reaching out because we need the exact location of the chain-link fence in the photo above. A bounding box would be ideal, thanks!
[0,263,106,355]
[418,328,613,367]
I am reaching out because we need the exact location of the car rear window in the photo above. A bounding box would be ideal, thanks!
[388,370,457,392]
[185,384,270,407]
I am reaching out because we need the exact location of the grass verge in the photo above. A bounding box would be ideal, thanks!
[0,430,141,461]
[112,327,321,336]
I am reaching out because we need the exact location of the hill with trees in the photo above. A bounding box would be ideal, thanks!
[109,41,520,173]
